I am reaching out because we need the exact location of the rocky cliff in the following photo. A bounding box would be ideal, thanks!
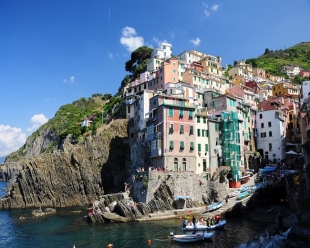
[0,119,130,209]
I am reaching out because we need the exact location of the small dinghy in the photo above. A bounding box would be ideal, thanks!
[236,190,251,200]
[170,232,204,243]
[228,190,240,198]
[205,201,223,212]
[183,219,227,231]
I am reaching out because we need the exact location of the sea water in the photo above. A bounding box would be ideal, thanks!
[0,181,271,248]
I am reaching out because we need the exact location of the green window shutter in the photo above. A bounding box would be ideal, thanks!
[215,123,219,131]
[205,144,209,151]
[169,108,173,117]
[180,141,184,149]
[170,141,174,149]
[198,144,201,152]
[202,130,205,137]
[197,116,200,123]
[197,129,201,137]
[180,109,184,117]
[190,142,194,150]
[203,117,206,123]
[189,110,193,119]
[206,130,209,137]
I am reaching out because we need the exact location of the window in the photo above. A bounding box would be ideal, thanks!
[180,125,184,134]
[189,110,193,119]
[268,122,271,127]
[203,117,206,123]
[269,143,272,151]
[261,123,264,128]
[261,132,266,138]
[169,124,174,134]
[170,141,174,150]
[205,144,209,151]
[180,141,184,150]
[206,130,209,137]
[169,108,174,117]
[190,142,194,150]
[197,129,201,137]
[202,130,205,137]
[197,116,201,123]
[269,131,272,137]
[179,109,184,118]
[189,126,194,135]
[259,114,262,119]
[198,143,201,152]
[215,123,219,132]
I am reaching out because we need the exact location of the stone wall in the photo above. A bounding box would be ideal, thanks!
[132,171,229,205]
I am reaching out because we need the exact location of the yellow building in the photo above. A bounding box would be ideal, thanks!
[272,82,300,102]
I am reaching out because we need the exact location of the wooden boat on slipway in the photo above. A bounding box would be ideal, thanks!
[205,201,223,212]
[228,190,240,198]
[236,190,251,200]
[170,231,214,243]
[183,219,227,231]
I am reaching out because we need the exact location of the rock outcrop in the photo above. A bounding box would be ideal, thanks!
[0,119,129,209]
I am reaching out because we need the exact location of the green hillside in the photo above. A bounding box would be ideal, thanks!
[245,42,310,77]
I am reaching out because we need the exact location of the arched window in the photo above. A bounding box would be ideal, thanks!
[174,158,178,171]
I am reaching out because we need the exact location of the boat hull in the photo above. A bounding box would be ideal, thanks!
[205,201,223,212]
[173,233,204,243]
[183,219,227,231]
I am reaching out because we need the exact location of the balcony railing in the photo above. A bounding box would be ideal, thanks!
[159,99,195,108]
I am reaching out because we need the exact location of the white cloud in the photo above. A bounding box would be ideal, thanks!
[202,2,219,17]
[108,52,113,59]
[63,76,75,84]
[211,4,219,11]
[0,124,26,157]
[27,114,49,133]
[120,26,144,52]
[190,37,201,46]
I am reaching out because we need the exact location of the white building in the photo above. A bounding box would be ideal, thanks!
[147,42,172,71]
[300,80,310,103]
[256,109,286,162]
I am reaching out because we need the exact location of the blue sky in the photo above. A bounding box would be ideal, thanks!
[0,0,310,157]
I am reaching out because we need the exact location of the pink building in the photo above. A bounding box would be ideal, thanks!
[145,93,196,171]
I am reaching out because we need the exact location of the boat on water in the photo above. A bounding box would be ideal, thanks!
[205,201,223,212]
[236,190,251,200]
[197,231,215,240]
[228,190,240,198]
[183,219,227,231]
[170,232,204,243]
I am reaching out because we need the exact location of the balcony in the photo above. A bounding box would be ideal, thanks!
[159,99,195,109]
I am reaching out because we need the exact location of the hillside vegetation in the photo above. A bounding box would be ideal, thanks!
[245,42,310,81]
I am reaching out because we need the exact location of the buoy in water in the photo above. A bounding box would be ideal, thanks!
[147,239,152,244]
[107,244,113,248]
